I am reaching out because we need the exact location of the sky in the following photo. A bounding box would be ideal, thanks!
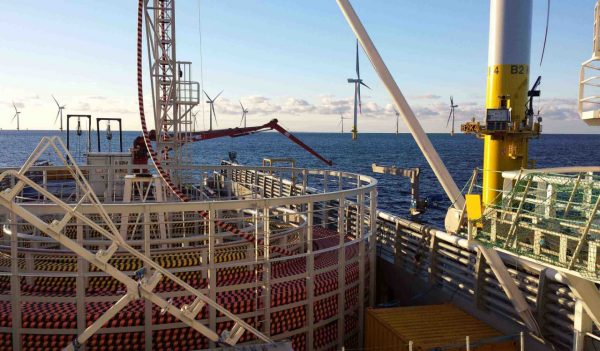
[1,0,598,133]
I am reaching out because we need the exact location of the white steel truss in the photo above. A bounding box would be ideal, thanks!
[0,137,271,350]
[144,0,199,183]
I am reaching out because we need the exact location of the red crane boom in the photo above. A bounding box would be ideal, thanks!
[152,119,333,166]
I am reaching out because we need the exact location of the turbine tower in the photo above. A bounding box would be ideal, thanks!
[447,96,458,136]
[12,102,21,131]
[203,90,223,131]
[347,40,369,140]
[338,114,350,133]
[52,95,66,131]
[239,101,248,128]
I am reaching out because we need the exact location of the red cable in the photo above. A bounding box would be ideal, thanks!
[135,0,292,256]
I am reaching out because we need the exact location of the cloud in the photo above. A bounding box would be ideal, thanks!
[541,98,578,121]
[216,95,282,115]
[414,106,439,118]
[316,96,353,115]
[282,98,315,114]
[4,95,41,109]
[245,96,270,104]
[74,102,91,111]
[413,94,442,100]
[68,100,136,115]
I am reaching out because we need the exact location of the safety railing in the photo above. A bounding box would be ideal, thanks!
[469,167,600,281]
[216,165,596,350]
[0,159,377,351]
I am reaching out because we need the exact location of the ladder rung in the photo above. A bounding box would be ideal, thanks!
[96,242,119,263]
[0,182,24,202]
[224,322,245,345]
[142,271,162,291]
[181,297,206,319]
[49,212,73,232]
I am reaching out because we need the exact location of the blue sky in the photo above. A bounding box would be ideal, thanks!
[1,0,598,133]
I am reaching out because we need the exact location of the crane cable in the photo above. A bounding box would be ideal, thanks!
[136,0,293,256]
[539,0,550,66]
[198,0,206,132]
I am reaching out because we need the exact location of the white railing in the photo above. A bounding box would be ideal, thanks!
[0,161,377,351]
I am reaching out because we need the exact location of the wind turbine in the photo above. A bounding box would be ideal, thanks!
[12,102,21,131]
[203,90,223,131]
[447,96,458,136]
[192,110,200,132]
[347,39,370,140]
[52,95,66,131]
[395,110,400,135]
[239,101,248,128]
[338,114,350,133]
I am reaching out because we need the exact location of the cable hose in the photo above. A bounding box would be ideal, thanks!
[539,0,550,66]
[135,0,292,256]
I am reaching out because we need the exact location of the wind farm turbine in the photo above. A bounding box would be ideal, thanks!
[338,114,350,133]
[12,102,21,131]
[191,110,200,132]
[52,95,66,131]
[347,40,370,140]
[395,110,400,135]
[203,90,223,131]
[239,101,248,128]
[447,96,458,136]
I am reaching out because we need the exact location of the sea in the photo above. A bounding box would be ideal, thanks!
[0,130,598,225]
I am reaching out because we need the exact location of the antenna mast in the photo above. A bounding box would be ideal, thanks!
[144,0,199,184]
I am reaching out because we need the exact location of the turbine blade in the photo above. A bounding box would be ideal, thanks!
[446,110,452,128]
[214,90,224,101]
[54,110,61,125]
[213,106,218,127]
[12,102,17,113]
[239,101,244,110]
[52,94,60,107]
[240,115,245,127]
[203,90,211,100]
[360,81,370,90]
[357,85,362,114]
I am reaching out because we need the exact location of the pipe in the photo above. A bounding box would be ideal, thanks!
[335,0,465,209]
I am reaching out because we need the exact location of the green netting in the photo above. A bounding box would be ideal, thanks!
[469,170,600,280]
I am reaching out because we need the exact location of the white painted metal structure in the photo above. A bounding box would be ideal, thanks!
[0,137,276,350]
[144,0,200,183]
[336,0,465,210]
[579,0,600,126]
[0,138,376,350]
[335,1,542,338]
[1,1,598,350]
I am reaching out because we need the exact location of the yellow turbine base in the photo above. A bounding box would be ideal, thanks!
[482,64,531,206]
